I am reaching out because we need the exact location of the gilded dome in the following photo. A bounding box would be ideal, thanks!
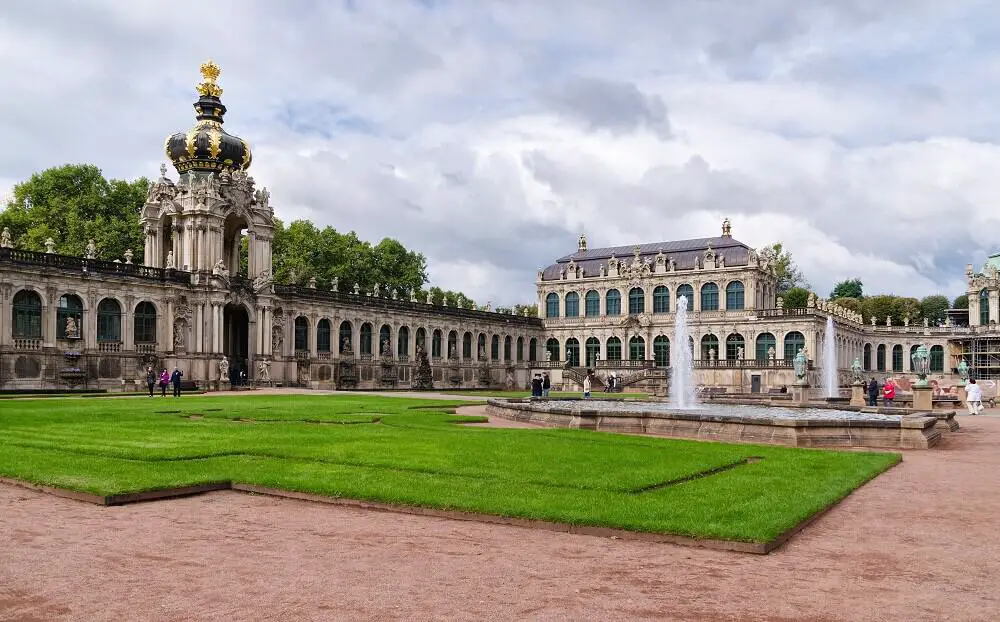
[165,61,252,174]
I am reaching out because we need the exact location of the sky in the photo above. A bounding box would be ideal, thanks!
[1,0,998,306]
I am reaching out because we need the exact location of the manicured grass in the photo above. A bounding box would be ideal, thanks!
[0,394,899,543]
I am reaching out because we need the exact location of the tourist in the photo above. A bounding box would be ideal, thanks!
[159,368,169,397]
[583,372,592,399]
[542,373,550,397]
[531,374,543,398]
[882,378,896,407]
[966,378,984,415]
[145,366,156,397]
[170,366,184,397]
[867,378,879,406]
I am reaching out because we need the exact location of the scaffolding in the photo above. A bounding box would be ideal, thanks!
[954,337,1000,380]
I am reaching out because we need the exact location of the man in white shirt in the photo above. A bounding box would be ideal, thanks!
[965,378,984,415]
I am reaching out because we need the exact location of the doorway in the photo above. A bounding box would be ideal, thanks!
[224,304,250,385]
[751,375,761,393]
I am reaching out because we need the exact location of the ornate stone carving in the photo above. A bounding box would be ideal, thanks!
[0,227,11,248]
[45,238,55,254]
[219,355,230,380]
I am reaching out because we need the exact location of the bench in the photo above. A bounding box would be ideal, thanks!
[767,388,789,396]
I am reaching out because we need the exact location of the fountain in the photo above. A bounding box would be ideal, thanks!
[669,295,696,409]
[823,315,838,398]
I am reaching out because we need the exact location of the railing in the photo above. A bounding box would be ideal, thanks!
[397,355,410,364]
[12,338,42,350]
[97,341,122,353]
[595,359,655,369]
[294,351,310,360]
[135,343,157,354]
[316,351,332,360]
[694,359,805,369]
[0,247,190,284]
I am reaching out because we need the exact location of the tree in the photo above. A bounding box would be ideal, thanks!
[954,294,969,310]
[919,295,950,326]
[858,295,922,326]
[831,296,862,313]
[413,345,433,390]
[760,242,808,293]
[830,278,863,300]
[783,287,810,308]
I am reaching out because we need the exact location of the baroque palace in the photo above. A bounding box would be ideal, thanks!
[1,63,999,393]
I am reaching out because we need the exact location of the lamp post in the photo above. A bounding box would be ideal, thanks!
[911,344,930,388]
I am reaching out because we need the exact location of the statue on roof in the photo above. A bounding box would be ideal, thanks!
[722,217,732,238]
[578,232,587,252]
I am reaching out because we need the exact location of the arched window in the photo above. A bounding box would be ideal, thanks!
[360,323,373,355]
[339,321,353,353]
[432,329,443,358]
[546,338,561,362]
[606,289,621,316]
[910,345,919,369]
[584,290,600,317]
[784,331,805,361]
[294,317,309,352]
[565,292,580,317]
[565,338,580,367]
[930,345,945,372]
[491,334,500,360]
[606,336,622,361]
[416,327,426,353]
[628,287,645,314]
[528,337,537,362]
[726,333,745,361]
[134,301,157,344]
[700,283,719,311]
[57,294,84,339]
[653,336,670,367]
[755,332,776,362]
[726,281,745,310]
[504,335,512,360]
[516,336,524,361]
[545,293,560,318]
[448,330,458,359]
[653,286,670,314]
[478,333,487,359]
[676,284,694,307]
[863,343,872,371]
[12,290,43,339]
[585,337,600,367]
[377,325,392,355]
[629,335,645,361]
[981,289,990,326]
[97,298,122,342]
[463,332,473,359]
[701,334,719,361]
[398,326,410,357]
[876,344,886,371]
[891,344,903,372]
[317,319,331,353]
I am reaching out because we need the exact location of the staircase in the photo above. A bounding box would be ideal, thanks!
[564,366,606,390]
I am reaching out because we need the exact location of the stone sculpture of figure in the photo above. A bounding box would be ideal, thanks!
[737,346,744,360]
[851,357,864,384]
[308,277,317,289]
[807,293,816,308]
[212,258,229,277]
[64,316,79,339]
[381,337,391,356]
[776,296,784,309]
[709,347,716,362]
[505,372,515,390]
[885,315,891,327]
[353,283,360,295]
[767,345,776,361]
[923,317,930,328]
[903,315,910,327]
[124,249,134,264]
[449,343,457,359]
[0,227,11,248]
[257,359,271,382]
[331,277,339,292]
[485,301,492,312]
[254,187,271,212]
[391,288,398,300]
[957,359,970,384]
[45,238,56,254]
[426,291,433,304]
[373,283,380,297]
[85,239,97,259]
[870,316,877,326]
[341,337,352,354]
[166,250,175,269]
[219,355,230,380]
[545,349,552,362]
[409,290,417,303]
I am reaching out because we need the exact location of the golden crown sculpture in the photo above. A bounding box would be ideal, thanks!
[196,60,223,98]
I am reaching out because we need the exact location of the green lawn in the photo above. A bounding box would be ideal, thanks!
[437,390,649,399]
[0,394,899,544]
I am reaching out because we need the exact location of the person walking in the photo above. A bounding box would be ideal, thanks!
[867,378,879,407]
[145,366,156,397]
[583,372,592,399]
[542,373,551,398]
[159,368,169,397]
[530,374,543,398]
[170,366,184,398]
[882,378,896,407]
[966,378,984,415]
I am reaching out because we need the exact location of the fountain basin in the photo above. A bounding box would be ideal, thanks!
[486,398,940,450]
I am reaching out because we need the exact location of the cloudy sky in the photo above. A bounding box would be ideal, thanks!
[1,0,997,305]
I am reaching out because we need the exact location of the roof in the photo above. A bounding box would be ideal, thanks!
[540,235,752,281]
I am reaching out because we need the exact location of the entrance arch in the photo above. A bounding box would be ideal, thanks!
[224,304,251,384]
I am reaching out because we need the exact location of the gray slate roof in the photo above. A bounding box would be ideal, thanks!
[541,235,751,281]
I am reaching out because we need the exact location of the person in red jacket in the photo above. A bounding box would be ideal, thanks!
[882,379,896,407]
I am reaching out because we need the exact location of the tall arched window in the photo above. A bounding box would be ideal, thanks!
[629,335,645,361]
[676,284,694,307]
[565,292,580,317]
[97,298,122,342]
[606,289,621,316]
[546,338,561,362]
[504,335,512,360]
[585,337,600,367]
[700,283,719,311]
[910,345,919,370]
[653,336,670,367]
[528,337,537,362]
[134,301,157,344]
[628,287,645,314]
[606,336,622,361]
[565,338,580,366]
[463,332,473,358]
[57,294,84,339]
[863,343,872,370]
[339,321,353,353]
[398,326,410,357]
[516,336,524,361]
[448,330,458,358]
[726,333,745,361]
[491,334,500,360]
[12,290,43,339]
[378,325,392,355]
[294,317,310,352]
[755,332,776,362]
[726,281,745,310]
[360,323,373,355]
[652,286,669,314]
[981,289,990,325]
[432,329,443,358]
[584,290,600,317]
[876,344,886,371]
[545,293,560,318]
[783,331,805,361]
[701,334,719,360]
[478,333,487,359]
[891,344,903,372]
[930,345,945,372]
[416,327,426,352]
[317,319,332,353]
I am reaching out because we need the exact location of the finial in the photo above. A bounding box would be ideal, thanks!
[578,231,587,252]
[159,163,167,177]
[196,60,223,98]
[722,217,732,238]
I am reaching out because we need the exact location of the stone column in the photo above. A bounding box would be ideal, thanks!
[0,291,9,347]
[991,290,999,325]
[194,304,203,353]
[166,299,174,352]
[44,303,55,348]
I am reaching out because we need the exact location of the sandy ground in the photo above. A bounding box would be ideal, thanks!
[2,410,1000,621]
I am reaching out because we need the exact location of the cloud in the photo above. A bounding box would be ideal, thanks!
[0,0,998,305]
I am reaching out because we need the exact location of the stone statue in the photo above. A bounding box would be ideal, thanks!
[903,315,909,327]
[85,239,97,259]
[272,325,283,352]
[545,350,552,362]
[776,296,784,309]
[381,337,391,356]
[124,249,134,264]
[212,258,229,277]
[737,346,744,360]
[768,345,776,361]
[332,277,338,292]
[254,187,271,212]
[64,316,79,339]
[426,291,433,305]
[409,290,417,303]
[449,343,457,359]
[373,283,380,297]
[807,293,816,308]
[391,288,398,300]
[870,316,877,327]
[308,277,317,289]
[166,250,175,268]
[0,227,11,248]
[219,355,230,380]
[353,283,360,295]
[341,337,352,354]
[45,238,56,254]
[709,347,716,362]
[923,317,930,328]
[850,357,864,384]
[257,359,271,382]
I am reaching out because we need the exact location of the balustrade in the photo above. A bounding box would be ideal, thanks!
[13,338,42,351]
[98,341,122,353]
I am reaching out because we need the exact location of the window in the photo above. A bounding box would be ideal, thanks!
[12,290,43,339]
[516,336,524,361]
[585,337,600,367]
[652,286,669,314]
[700,283,719,311]
[97,298,122,342]
[545,293,560,318]
[726,333,745,361]
[379,325,391,355]
[432,330,442,358]
[676,284,694,308]
[910,345,919,370]
[726,281,745,310]
[892,344,903,372]
[339,321,353,353]
[606,289,621,316]
[701,334,719,360]
[565,292,579,317]
[398,326,409,357]
[585,291,600,317]
[317,319,331,353]
[755,333,776,362]
[876,344,886,371]
[504,336,512,360]
[629,336,645,361]
[448,330,458,358]
[930,345,945,372]
[606,337,622,361]
[491,334,500,360]
[416,327,426,353]
[134,301,157,344]
[628,288,645,314]
[463,332,473,359]
[294,317,309,352]
[360,323,373,355]
[565,338,580,367]
[784,331,805,361]
[981,289,990,325]
[57,294,84,339]
[546,338,561,362]
[653,336,670,367]
[528,337,537,362]
[863,343,872,370]
[478,333,487,359]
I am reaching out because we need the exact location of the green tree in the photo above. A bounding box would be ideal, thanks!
[830,278,863,300]
[831,296,862,313]
[782,287,810,308]
[760,242,809,293]
[858,295,922,326]
[953,294,969,309]
[919,295,950,326]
